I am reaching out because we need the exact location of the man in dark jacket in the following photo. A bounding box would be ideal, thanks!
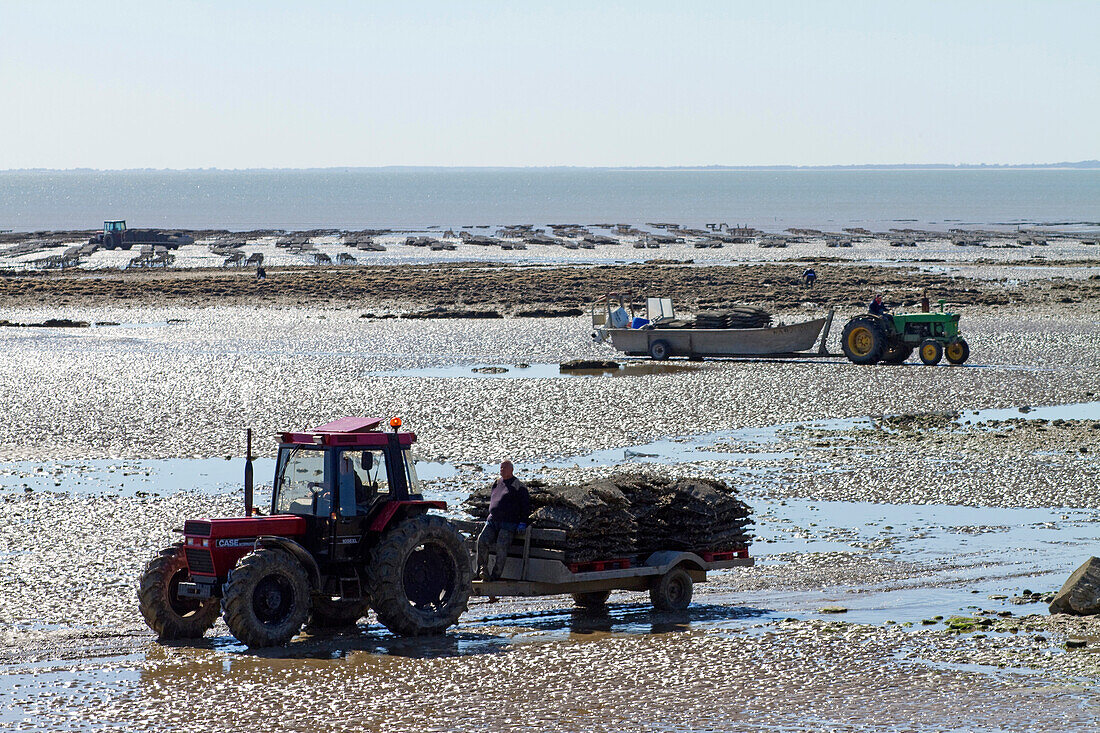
[476,461,530,581]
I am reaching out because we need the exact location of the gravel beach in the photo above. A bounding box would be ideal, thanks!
[1,253,1098,731]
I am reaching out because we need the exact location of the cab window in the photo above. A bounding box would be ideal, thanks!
[274,447,328,515]
[339,449,388,515]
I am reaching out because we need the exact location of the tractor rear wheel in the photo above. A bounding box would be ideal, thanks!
[841,317,887,364]
[919,339,944,365]
[138,545,220,640]
[650,566,693,611]
[221,548,311,647]
[881,343,913,365]
[307,594,371,628]
[572,590,612,608]
[367,514,472,636]
[945,338,970,365]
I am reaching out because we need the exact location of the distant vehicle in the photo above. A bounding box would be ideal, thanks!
[89,220,194,251]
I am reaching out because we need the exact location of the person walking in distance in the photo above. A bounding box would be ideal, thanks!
[476,461,530,581]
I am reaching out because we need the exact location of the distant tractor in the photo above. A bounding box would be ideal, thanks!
[94,220,130,250]
[138,417,471,647]
[841,300,970,366]
[90,220,193,251]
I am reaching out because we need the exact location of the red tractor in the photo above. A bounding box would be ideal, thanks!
[138,417,472,647]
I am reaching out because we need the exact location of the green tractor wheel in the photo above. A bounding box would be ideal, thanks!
[841,317,888,365]
[945,339,970,365]
[918,339,944,366]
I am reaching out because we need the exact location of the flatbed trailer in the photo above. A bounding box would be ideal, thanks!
[453,520,754,610]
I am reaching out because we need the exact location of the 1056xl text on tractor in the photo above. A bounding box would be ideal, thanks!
[138,417,472,647]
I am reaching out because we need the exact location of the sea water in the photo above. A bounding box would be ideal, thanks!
[2,167,1099,232]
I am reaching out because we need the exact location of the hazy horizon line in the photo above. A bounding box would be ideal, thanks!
[2,161,1099,174]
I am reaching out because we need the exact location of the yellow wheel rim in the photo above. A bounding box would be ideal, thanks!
[946,343,964,360]
[847,327,873,356]
[922,344,938,361]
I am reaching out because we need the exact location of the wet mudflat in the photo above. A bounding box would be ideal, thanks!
[1,292,1100,730]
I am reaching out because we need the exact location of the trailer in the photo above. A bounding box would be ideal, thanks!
[453,520,754,610]
[592,292,834,360]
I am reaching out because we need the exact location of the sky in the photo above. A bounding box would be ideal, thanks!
[1,0,1097,169]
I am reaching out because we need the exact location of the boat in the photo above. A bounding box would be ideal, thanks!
[591,293,833,359]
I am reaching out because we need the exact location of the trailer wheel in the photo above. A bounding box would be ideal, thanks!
[649,339,672,360]
[307,594,372,628]
[221,548,311,647]
[572,590,611,608]
[137,545,220,640]
[367,515,472,636]
[649,566,693,611]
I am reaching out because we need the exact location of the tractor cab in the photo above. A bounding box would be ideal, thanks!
[269,417,431,560]
[272,416,421,520]
[98,220,127,249]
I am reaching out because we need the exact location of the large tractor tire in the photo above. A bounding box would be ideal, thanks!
[221,548,311,647]
[945,338,970,365]
[841,317,888,365]
[649,566,693,611]
[367,514,472,636]
[919,339,944,366]
[307,594,372,629]
[572,590,612,608]
[138,545,220,640]
[881,343,913,365]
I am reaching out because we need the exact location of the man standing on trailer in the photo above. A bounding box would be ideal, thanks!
[476,461,531,581]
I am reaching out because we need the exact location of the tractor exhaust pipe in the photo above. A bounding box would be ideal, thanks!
[244,427,254,516]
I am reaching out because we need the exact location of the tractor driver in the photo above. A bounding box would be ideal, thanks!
[868,294,889,316]
[339,451,384,514]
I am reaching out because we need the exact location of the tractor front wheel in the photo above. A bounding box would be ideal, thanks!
[367,514,472,636]
[841,317,887,365]
[138,545,220,640]
[919,339,944,366]
[945,338,970,365]
[221,548,311,647]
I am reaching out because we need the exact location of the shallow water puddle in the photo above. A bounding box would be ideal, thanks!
[745,498,1100,624]
[0,458,275,497]
[375,361,702,379]
[534,398,1100,473]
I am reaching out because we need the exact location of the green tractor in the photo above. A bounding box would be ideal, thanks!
[841,300,969,366]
